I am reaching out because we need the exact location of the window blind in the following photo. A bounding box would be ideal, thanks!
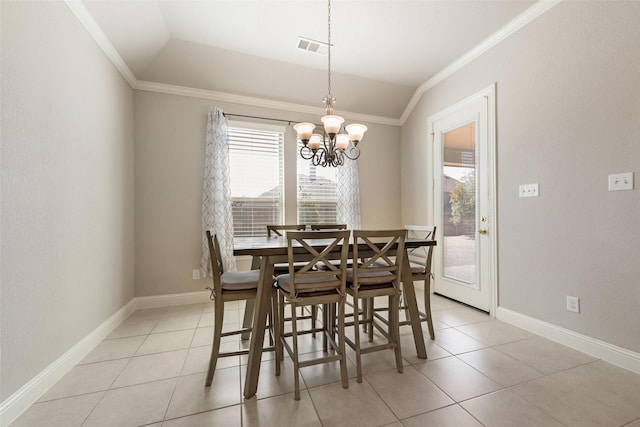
[228,122,284,237]
[296,141,338,225]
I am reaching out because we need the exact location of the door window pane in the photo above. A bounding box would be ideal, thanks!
[442,122,476,285]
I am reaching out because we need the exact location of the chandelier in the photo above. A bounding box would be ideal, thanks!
[294,0,367,167]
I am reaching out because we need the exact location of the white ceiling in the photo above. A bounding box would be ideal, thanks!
[83,0,537,119]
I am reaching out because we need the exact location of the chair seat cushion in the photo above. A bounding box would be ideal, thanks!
[276,274,339,294]
[345,268,394,284]
[408,261,426,275]
[221,270,267,291]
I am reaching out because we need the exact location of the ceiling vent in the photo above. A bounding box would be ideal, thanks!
[297,37,329,55]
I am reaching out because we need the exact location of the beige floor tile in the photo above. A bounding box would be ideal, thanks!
[181,343,241,376]
[82,378,177,427]
[455,319,533,347]
[495,336,597,375]
[111,349,187,388]
[242,389,322,426]
[398,318,450,336]
[432,307,490,327]
[381,422,403,427]
[400,404,484,427]
[11,392,104,427]
[400,333,452,364]
[552,361,640,420]
[198,312,214,327]
[510,374,635,426]
[414,356,502,402]
[431,328,487,355]
[345,346,410,378]
[430,295,463,311]
[162,405,241,427]
[135,329,195,356]
[166,303,206,316]
[128,307,169,319]
[38,359,129,401]
[298,351,356,389]
[165,369,241,419]
[366,365,454,419]
[309,380,398,427]
[457,348,543,387]
[107,318,157,339]
[240,357,300,398]
[152,314,201,333]
[191,324,240,347]
[80,336,146,364]
[624,419,640,426]
[461,389,565,427]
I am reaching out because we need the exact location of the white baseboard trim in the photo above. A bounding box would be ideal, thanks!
[0,291,213,426]
[496,307,640,375]
[0,299,137,427]
[134,290,211,310]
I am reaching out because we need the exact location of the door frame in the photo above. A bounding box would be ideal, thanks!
[426,83,498,316]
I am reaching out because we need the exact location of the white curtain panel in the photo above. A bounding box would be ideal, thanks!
[201,106,237,276]
[336,154,362,229]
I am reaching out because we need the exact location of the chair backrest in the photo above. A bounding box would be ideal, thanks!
[404,225,436,276]
[352,230,406,286]
[267,224,307,237]
[205,230,224,294]
[285,230,351,296]
[309,224,347,231]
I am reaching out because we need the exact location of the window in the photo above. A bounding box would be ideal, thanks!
[296,141,338,224]
[228,122,284,237]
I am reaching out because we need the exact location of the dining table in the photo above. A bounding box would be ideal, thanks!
[233,234,437,399]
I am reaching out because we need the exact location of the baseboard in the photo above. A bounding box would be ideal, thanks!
[496,307,640,375]
[0,299,137,427]
[134,290,211,310]
[0,290,215,426]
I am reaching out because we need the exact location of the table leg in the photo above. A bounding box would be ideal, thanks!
[401,250,427,359]
[241,256,261,340]
[243,255,274,399]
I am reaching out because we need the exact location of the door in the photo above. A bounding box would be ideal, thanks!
[430,86,496,313]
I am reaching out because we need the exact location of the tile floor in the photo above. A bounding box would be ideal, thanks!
[11,291,640,427]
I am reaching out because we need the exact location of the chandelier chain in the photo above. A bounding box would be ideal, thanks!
[327,0,333,109]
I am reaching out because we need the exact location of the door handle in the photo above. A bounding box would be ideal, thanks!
[478,229,488,235]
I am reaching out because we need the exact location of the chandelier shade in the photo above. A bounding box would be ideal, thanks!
[294,0,367,167]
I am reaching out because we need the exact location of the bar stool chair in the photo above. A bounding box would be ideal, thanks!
[404,225,437,340]
[204,230,277,386]
[275,230,350,400]
[309,223,347,231]
[267,224,307,237]
[345,229,405,383]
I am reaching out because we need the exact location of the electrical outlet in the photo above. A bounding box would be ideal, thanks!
[608,172,634,191]
[566,296,580,313]
[519,183,539,197]
[192,269,200,280]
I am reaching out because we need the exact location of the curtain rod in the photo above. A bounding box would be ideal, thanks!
[223,113,295,126]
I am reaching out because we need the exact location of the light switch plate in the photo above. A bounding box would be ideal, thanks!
[608,172,634,191]
[519,183,539,197]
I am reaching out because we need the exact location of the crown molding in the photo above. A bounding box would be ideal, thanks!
[399,0,562,125]
[66,0,559,128]
[135,80,401,126]
[65,0,137,88]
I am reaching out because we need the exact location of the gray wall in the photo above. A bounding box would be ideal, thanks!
[134,90,402,297]
[0,1,135,400]
[401,1,640,352]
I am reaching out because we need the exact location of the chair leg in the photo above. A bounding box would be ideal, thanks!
[205,299,225,386]
[322,304,328,352]
[390,293,403,374]
[424,278,435,340]
[352,292,363,383]
[338,297,349,389]
[273,291,282,377]
[311,305,318,338]
[241,299,254,340]
[368,298,374,342]
[291,303,301,401]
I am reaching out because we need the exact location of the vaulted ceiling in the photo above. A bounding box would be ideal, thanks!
[83,0,537,121]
